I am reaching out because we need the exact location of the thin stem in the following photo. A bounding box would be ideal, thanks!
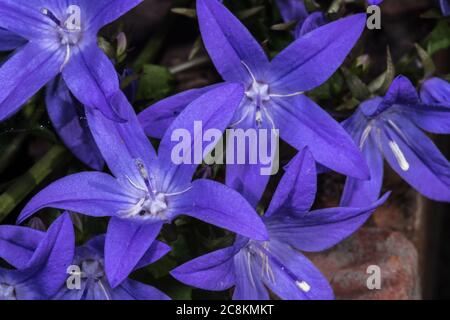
[169,56,210,75]
[0,145,70,223]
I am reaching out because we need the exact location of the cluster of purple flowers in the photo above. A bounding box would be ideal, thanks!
[0,0,449,300]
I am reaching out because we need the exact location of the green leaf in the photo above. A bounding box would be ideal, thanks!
[136,64,174,102]
[341,67,371,101]
[237,6,265,20]
[415,43,436,79]
[369,47,395,94]
[308,72,344,100]
[97,36,115,60]
[336,97,360,111]
[0,145,70,223]
[270,21,297,32]
[171,7,196,19]
[426,21,450,56]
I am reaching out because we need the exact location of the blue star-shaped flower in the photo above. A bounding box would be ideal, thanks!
[171,148,389,300]
[341,76,450,206]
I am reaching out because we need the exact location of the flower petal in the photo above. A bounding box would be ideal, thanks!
[268,193,390,252]
[181,179,268,241]
[263,240,334,300]
[138,84,221,139]
[46,77,104,170]
[233,248,268,300]
[268,14,366,93]
[105,217,163,288]
[112,279,170,300]
[196,0,269,82]
[341,136,384,207]
[0,226,44,269]
[365,76,420,118]
[134,241,171,270]
[17,213,75,299]
[226,162,271,208]
[0,42,63,121]
[0,28,26,51]
[225,112,275,208]
[406,77,450,134]
[18,172,135,223]
[171,246,238,291]
[86,90,157,183]
[271,95,370,179]
[266,148,317,217]
[158,83,244,191]
[0,1,53,40]
[83,0,143,32]
[379,115,450,201]
[294,12,327,38]
[62,43,124,121]
[276,0,308,23]
[420,77,450,107]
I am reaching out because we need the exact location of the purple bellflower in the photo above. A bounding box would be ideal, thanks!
[171,148,389,300]
[139,0,370,207]
[420,77,450,108]
[0,29,104,170]
[0,213,74,300]
[1,215,169,300]
[275,0,327,38]
[18,84,268,288]
[276,0,308,24]
[0,0,143,123]
[341,76,450,207]
[53,235,170,300]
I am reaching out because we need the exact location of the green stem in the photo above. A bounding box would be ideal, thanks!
[0,103,44,173]
[0,145,69,223]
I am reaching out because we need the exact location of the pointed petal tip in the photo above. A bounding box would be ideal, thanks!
[17,209,32,225]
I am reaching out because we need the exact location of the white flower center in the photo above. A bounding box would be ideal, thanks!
[245,81,271,106]
[41,7,83,70]
[0,283,16,300]
[81,259,105,280]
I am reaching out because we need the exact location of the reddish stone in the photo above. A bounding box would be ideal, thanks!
[307,228,420,300]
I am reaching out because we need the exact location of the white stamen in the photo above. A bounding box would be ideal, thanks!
[360,125,372,148]
[255,110,263,126]
[229,108,251,128]
[388,140,410,171]
[296,280,311,293]
[163,186,193,197]
[60,44,71,71]
[97,280,112,301]
[262,108,278,134]
[269,91,304,98]
[125,175,147,193]
[241,60,257,83]
[245,251,257,289]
